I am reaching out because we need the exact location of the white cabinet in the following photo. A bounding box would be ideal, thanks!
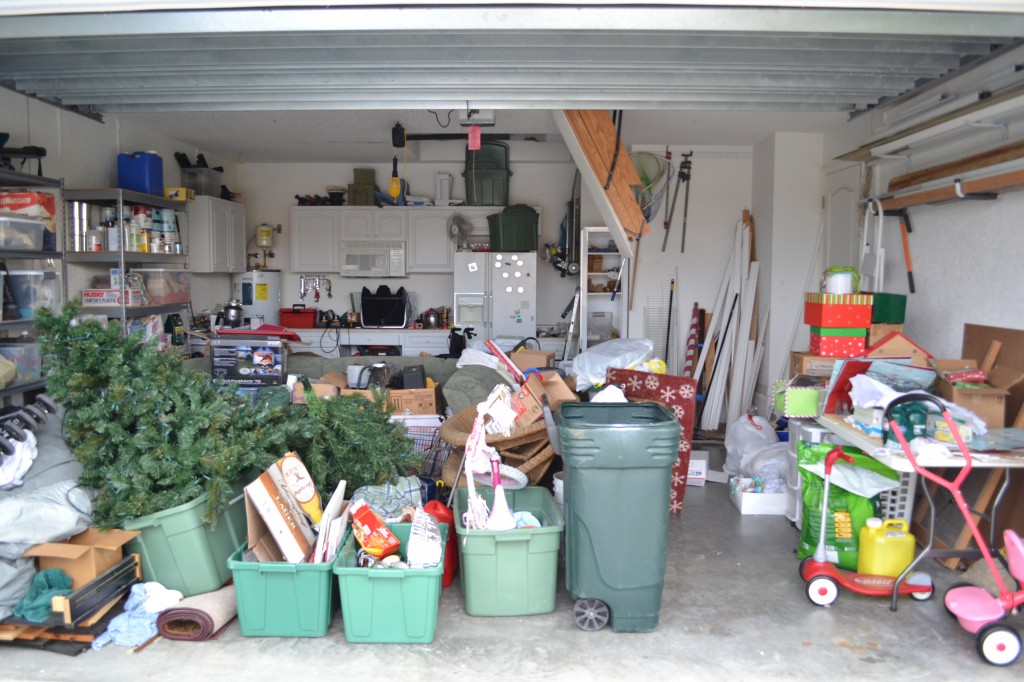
[335,209,373,241]
[401,330,450,356]
[580,226,629,351]
[292,207,410,273]
[407,209,455,273]
[374,211,406,241]
[291,207,342,272]
[189,196,246,273]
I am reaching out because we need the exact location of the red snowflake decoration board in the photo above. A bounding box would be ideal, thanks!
[605,368,697,514]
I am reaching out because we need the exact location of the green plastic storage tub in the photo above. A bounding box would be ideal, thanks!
[453,486,563,616]
[556,402,680,632]
[465,140,510,170]
[121,485,247,597]
[463,168,510,206]
[227,543,337,637]
[333,522,447,643]
[487,205,539,251]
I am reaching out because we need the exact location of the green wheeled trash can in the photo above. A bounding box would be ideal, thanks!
[555,402,680,632]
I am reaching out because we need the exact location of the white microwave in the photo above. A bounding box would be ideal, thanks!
[339,241,406,278]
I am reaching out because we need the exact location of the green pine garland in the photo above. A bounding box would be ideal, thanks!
[35,302,425,529]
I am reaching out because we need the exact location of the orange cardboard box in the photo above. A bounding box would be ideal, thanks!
[349,499,400,558]
[23,528,139,589]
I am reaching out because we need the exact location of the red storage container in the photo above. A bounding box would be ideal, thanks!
[280,306,317,328]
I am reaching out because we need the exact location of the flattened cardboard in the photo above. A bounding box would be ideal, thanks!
[244,466,315,563]
[23,528,140,589]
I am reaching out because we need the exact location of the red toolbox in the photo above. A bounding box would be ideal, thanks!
[280,305,317,328]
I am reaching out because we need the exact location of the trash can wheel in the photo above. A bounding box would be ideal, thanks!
[574,599,610,631]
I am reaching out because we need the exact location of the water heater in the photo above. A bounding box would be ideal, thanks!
[231,269,282,326]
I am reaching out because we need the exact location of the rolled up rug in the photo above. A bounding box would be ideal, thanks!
[156,584,236,641]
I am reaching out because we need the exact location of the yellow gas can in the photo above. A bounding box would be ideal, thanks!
[858,517,915,577]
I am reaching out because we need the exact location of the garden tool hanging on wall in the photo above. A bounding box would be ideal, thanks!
[662,151,694,253]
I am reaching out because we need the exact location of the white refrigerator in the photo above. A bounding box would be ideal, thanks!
[453,251,537,340]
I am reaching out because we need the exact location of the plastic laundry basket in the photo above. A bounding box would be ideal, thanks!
[555,401,680,632]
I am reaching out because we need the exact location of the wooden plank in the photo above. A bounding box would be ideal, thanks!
[981,340,1002,373]
[564,110,649,238]
[880,167,1024,211]
[0,626,31,641]
[888,139,1024,191]
[555,111,639,258]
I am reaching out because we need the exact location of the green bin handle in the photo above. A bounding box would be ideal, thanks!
[257,562,299,574]
[365,570,406,579]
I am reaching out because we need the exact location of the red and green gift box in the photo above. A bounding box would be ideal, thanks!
[804,292,874,327]
[809,326,867,358]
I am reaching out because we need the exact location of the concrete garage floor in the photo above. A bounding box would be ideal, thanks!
[3,469,1018,681]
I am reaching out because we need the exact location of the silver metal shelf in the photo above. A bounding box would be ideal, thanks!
[65,188,187,211]
[82,303,188,319]
[65,251,187,265]
[0,169,61,189]
[0,379,46,398]
[0,249,62,259]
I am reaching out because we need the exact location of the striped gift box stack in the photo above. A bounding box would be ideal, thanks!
[803,292,874,358]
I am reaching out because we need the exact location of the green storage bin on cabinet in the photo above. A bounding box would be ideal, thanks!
[227,543,337,637]
[463,168,511,206]
[121,484,247,597]
[555,402,680,633]
[453,486,563,616]
[333,522,447,643]
[487,204,539,251]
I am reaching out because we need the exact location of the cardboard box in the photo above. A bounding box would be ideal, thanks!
[389,385,441,415]
[729,477,787,515]
[790,351,839,378]
[164,186,195,202]
[510,372,580,429]
[244,460,317,563]
[869,323,904,346]
[291,380,340,404]
[510,349,556,372]
[81,288,145,307]
[687,450,708,487]
[931,358,1022,428]
[316,370,377,400]
[23,528,139,589]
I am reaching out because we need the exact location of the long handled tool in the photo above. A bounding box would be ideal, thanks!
[664,279,675,367]
[897,210,915,293]
[561,287,581,359]
[661,152,693,252]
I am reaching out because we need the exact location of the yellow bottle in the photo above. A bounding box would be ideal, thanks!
[857,517,915,577]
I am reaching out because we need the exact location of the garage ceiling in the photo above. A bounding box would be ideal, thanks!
[2,3,1024,162]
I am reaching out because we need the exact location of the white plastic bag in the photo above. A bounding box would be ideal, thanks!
[571,338,655,391]
[743,441,789,492]
[724,414,779,476]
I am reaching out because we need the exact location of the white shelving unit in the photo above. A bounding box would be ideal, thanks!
[579,226,629,351]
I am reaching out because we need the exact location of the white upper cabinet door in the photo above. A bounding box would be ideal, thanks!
[290,207,340,272]
[374,210,407,241]
[407,209,455,273]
